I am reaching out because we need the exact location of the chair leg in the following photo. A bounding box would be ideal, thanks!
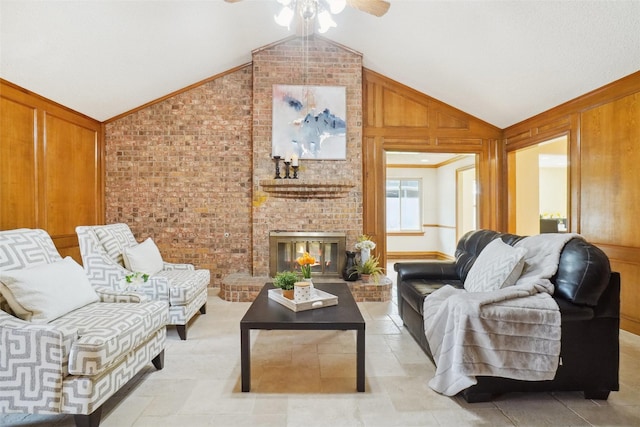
[176,324,187,340]
[74,407,102,427]
[152,349,165,370]
[200,303,207,314]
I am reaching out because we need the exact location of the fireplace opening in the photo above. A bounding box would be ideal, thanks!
[269,231,346,279]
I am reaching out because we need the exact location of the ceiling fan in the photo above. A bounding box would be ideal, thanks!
[225,0,391,34]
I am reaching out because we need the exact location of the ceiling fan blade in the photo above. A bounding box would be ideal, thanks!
[346,0,391,17]
[224,0,244,3]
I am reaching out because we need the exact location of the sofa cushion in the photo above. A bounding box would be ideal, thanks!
[123,238,164,275]
[401,278,463,315]
[95,224,138,266]
[158,269,210,306]
[463,238,527,292]
[0,257,99,323]
[50,300,168,376]
[454,230,524,280]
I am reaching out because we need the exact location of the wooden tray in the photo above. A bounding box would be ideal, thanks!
[268,288,338,312]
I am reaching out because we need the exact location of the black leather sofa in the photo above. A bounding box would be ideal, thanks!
[394,229,620,402]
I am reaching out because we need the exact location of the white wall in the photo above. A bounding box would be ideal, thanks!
[436,156,475,256]
[387,155,476,257]
[515,146,540,235]
[386,167,438,252]
[539,167,567,218]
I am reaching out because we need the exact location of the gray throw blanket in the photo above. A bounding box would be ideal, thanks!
[423,233,581,396]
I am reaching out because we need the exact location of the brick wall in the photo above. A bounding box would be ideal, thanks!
[105,68,254,286]
[104,36,363,286]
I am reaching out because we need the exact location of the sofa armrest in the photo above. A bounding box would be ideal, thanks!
[0,310,78,411]
[394,261,459,282]
[94,286,149,303]
[163,262,194,271]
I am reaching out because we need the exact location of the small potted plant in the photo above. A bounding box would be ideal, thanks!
[352,255,384,283]
[273,271,299,299]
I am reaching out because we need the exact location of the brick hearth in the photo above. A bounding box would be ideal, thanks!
[221,273,392,302]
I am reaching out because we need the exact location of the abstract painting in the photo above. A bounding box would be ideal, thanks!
[272,85,346,160]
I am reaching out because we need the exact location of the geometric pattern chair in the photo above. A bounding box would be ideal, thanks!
[0,228,168,427]
[76,223,209,340]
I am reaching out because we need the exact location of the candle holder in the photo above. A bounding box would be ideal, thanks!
[283,161,291,179]
[292,165,299,179]
[272,156,282,179]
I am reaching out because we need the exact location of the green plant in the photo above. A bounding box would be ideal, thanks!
[125,272,149,283]
[352,255,384,282]
[273,271,299,290]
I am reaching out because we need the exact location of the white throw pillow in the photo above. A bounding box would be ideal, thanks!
[123,237,164,275]
[464,238,527,293]
[0,257,99,323]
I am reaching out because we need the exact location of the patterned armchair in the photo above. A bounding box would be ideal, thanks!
[0,228,167,427]
[76,223,209,340]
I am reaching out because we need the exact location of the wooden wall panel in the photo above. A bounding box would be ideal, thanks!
[363,69,503,269]
[0,79,103,261]
[382,88,429,127]
[580,93,640,247]
[44,114,101,236]
[504,70,640,335]
[0,97,38,229]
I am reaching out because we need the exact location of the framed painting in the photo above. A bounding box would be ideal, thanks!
[272,84,346,160]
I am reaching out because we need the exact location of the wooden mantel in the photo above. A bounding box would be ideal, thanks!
[259,179,355,199]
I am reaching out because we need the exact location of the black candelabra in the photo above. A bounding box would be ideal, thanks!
[272,156,282,179]
[273,155,299,179]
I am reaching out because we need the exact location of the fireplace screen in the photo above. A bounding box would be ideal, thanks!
[269,231,346,278]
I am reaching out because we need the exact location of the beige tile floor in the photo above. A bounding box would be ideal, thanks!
[3,278,640,427]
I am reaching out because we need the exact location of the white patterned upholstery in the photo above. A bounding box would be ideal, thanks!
[0,228,167,427]
[51,301,167,376]
[76,224,209,340]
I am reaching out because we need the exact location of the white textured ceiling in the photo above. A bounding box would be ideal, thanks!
[1,0,639,128]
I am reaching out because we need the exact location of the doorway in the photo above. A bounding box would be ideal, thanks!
[456,165,476,242]
[385,152,476,260]
[508,136,569,234]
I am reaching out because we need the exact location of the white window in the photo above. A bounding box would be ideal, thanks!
[386,179,421,231]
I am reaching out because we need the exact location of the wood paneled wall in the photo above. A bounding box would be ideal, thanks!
[0,79,104,261]
[504,71,640,335]
[362,69,503,268]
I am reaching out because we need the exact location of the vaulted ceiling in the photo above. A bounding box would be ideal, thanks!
[1,0,639,128]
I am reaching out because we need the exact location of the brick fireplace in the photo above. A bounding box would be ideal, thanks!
[250,36,364,278]
[218,36,388,302]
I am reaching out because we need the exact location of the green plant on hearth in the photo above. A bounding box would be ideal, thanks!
[352,255,384,283]
[273,271,299,291]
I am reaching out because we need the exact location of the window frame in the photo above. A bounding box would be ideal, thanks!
[385,177,423,233]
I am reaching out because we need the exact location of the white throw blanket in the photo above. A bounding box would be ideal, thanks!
[423,233,581,396]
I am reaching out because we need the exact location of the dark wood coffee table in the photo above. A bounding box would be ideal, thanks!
[240,282,365,392]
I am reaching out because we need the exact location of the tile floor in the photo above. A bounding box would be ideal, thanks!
[2,277,640,426]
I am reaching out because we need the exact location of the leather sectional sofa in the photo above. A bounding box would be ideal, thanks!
[394,229,620,402]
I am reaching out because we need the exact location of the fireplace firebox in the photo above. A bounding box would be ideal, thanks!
[269,231,346,279]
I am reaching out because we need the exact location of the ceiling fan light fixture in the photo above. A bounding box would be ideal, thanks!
[317,9,337,33]
[299,0,317,20]
[274,5,295,28]
[326,0,346,14]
